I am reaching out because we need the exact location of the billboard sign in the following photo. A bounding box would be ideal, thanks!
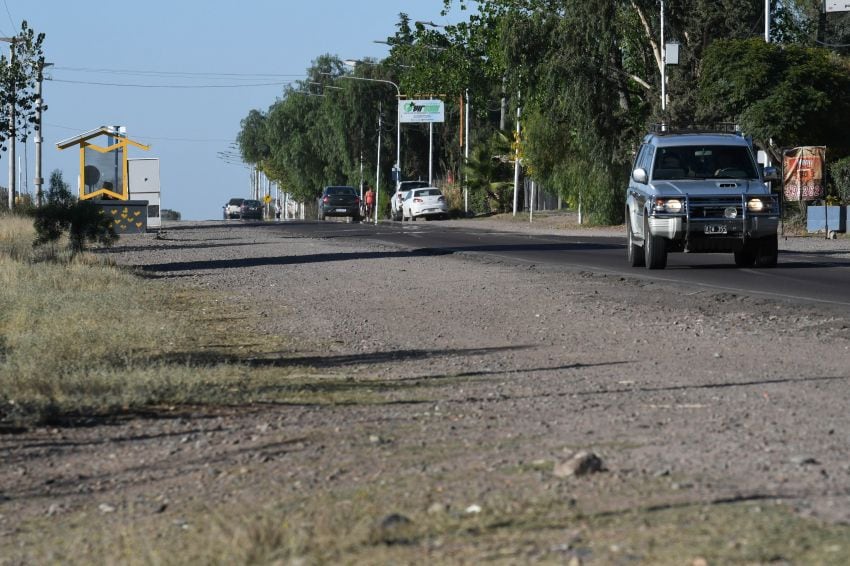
[783,146,826,201]
[826,1,850,13]
[399,99,445,123]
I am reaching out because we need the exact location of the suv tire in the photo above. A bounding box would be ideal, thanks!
[626,214,645,267]
[734,244,756,267]
[754,235,778,267]
[643,217,667,269]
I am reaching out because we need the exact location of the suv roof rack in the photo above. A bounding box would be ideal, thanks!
[649,122,742,135]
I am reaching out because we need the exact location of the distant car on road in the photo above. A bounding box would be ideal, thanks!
[402,187,449,221]
[224,197,245,219]
[391,180,430,221]
[318,186,361,222]
[239,199,263,220]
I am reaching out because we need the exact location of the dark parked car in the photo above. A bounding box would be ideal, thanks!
[318,186,360,222]
[239,199,263,220]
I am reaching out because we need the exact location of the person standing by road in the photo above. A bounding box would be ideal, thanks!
[274,200,282,221]
[364,184,375,220]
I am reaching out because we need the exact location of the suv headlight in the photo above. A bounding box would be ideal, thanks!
[653,198,683,214]
[747,198,769,213]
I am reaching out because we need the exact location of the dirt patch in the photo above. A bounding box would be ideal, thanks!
[3,220,850,564]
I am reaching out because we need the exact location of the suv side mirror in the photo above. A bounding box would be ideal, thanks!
[632,168,648,184]
[763,166,779,182]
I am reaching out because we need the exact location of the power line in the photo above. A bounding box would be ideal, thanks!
[813,39,850,48]
[53,66,305,79]
[50,78,292,89]
[45,122,236,143]
[2,0,13,35]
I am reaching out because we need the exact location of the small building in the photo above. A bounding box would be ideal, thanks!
[56,126,158,233]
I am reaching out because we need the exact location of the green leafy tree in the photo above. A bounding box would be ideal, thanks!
[0,20,47,149]
[236,109,270,166]
[698,38,850,162]
[240,55,401,205]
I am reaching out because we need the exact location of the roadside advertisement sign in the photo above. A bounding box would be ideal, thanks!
[399,99,445,123]
[825,1,850,13]
[783,146,825,201]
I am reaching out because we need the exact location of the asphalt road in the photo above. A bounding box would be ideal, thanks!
[261,219,850,313]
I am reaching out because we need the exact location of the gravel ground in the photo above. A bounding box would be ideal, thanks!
[3,216,850,561]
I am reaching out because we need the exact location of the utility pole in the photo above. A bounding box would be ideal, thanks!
[5,37,16,210]
[660,0,666,115]
[375,103,382,225]
[512,91,521,216]
[464,88,470,214]
[499,76,507,131]
[764,0,770,42]
[34,61,52,207]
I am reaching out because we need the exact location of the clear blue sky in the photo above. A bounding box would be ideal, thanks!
[10,1,470,220]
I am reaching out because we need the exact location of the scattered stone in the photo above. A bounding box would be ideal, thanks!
[369,434,381,445]
[465,504,482,514]
[380,513,412,529]
[98,503,116,514]
[553,451,604,478]
[373,513,415,545]
[692,558,708,566]
[46,503,63,516]
[790,456,819,466]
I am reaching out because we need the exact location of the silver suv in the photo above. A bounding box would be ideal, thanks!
[626,130,780,269]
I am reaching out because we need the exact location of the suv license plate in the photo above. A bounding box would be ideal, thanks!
[335,208,347,213]
[704,225,728,234]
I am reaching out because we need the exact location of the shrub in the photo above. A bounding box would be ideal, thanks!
[32,170,117,255]
[829,156,850,205]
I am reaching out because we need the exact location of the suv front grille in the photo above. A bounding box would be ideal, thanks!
[686,196,743,219]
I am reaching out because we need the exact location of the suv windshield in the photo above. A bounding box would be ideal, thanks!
[653,145,758,181]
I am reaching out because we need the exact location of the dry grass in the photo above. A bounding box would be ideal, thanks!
[11,480,850,565]
[0,217,393,427]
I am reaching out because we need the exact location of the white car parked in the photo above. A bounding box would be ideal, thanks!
[391,180,430,221]
[402,187,449,221]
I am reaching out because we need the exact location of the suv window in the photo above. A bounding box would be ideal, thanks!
[652,145,757,180]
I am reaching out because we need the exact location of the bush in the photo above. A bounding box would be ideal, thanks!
[33,170,117,255]
[829,156,850,204]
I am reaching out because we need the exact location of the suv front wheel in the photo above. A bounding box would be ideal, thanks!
[755,235,778,267]
[643,217,668,269]
[626,214,645,267]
